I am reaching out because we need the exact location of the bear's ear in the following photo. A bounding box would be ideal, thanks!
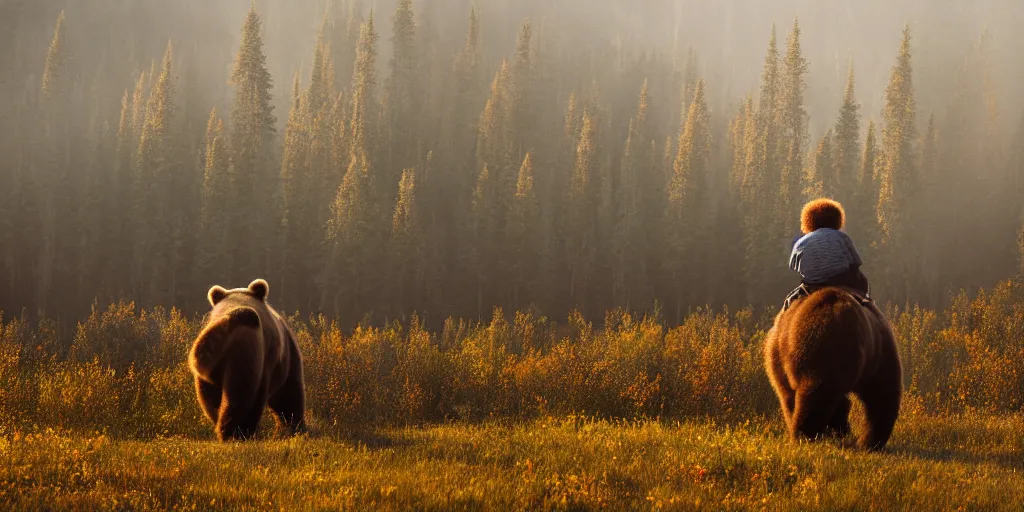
[248,279,269,301]
[208,286,229,306]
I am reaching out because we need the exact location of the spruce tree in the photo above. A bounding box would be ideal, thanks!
[855,120,881,248]
[613,81,653,309]
[279,73,312,303]
[308,16,335,116]
[391,168,424,315]
[666,79,711,322]
[40,10,65,102]
[877,26,917,249]
[740,26,783,304]
[567,112,597,314]
[510,153,539,308]
[230,6,277,285]
[198,108,232,284]
[322,13,378,319]
[510,19,534,152]
[804,129,832,200]
[36,10,72,313]
[470,163,499,318]
[133,41,178,304]
[476,61,515,233]
[833,64,861,203]
[386,0,418,175]
[777,19,809,221]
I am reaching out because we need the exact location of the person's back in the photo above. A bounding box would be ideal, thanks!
[784,199,870,310]
[791,228,861,285]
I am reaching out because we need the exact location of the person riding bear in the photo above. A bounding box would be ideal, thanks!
[784,198,872,310]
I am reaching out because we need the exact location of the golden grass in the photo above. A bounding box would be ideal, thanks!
[1,413,1021,511]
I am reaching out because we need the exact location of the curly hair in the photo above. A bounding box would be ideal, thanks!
[801,198,845,234]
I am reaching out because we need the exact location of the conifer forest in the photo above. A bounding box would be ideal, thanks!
[4,0,1024,328]
[4,1,1024,509]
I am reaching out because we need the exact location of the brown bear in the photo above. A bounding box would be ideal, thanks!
[188,279,306,441]
[764,288,902,451]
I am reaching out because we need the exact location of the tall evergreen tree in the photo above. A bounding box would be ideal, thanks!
[877,26,917,248]
[567,112,598,314]
[386,0,418,176]
[804,129,832,200]
[854,120,881,248]
[833,64,861,202]
[198,108,232,284]
[391,168,424,316]
[132,41,179,304]
[230,6,278,286]
[741,26,783,304]
[612,81,654,309]
[470,163,499,318]
[509,153,539,308]
[322,12,378,320]
[666,80,711,322]
[777,18,809,222]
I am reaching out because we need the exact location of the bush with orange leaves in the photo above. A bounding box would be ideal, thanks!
[1,280,1022,438]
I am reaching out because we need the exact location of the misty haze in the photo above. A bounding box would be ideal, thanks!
[1,0,1023,510]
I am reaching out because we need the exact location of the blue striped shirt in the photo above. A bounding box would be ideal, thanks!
[789,228,862,284]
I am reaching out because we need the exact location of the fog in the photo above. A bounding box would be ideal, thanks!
[6,0,1024,132]
[2,0,1023,323]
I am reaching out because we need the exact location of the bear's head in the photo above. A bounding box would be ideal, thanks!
[208,279,270,306]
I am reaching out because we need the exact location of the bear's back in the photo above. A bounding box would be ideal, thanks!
[209,292,288,362]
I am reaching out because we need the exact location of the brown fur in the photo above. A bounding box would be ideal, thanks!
[764,287,902,451]
[188,279,306,441]
[801,198,845,234]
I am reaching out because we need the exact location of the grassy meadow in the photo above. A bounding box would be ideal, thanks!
[1,279,1024,510]
[3,414,1023,510]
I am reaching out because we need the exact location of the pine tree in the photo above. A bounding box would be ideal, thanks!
[777,18,809,221]
[855,120,881,248]
[279,73,312,304]
[35,10,73,313]
[510,18,534,151]
[510,153,539,308]
[740,26,783,304]
[40,10,65,102]
[322,13,378,319]
[198,108,232,284]
[308,16,335,116]
[452,6,483,154]
[728,96,752,195]
[612,81,653,309]
[665,79,711,322]
[833,64,861,203]
[476,61,516,231]
[470,163,499,318]
[804,129,832,200]
[391,168,424,315]
[131,71,148,137]
[132,41,178,304]
[567,112,597,314]
[230,6,278,285]
[386,0,418,174]
[877,26,917,249]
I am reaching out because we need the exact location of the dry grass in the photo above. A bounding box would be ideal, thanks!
[1,413,1021,511]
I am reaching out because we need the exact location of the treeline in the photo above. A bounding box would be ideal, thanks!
[2,1,1024,327]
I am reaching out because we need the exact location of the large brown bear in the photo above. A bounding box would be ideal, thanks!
[188,279,306,441]
[765,286,903,451]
